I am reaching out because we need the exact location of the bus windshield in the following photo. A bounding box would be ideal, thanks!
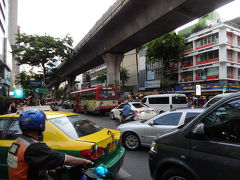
[99,90,116,98]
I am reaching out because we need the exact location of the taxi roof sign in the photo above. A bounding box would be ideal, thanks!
[22,106,52,112]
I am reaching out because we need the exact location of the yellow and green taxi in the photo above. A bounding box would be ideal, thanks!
[0,110,125,179]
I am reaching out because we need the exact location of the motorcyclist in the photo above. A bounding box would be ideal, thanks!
[7,109,92,180]
[120,101,134,123]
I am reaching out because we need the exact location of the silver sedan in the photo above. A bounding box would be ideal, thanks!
[117,108,205,150]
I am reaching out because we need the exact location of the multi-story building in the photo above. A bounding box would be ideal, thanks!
[0,0,18,96]
[176,20,240,99]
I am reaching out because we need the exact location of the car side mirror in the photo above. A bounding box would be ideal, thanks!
[191,123,205,135]
[149,122,157,126]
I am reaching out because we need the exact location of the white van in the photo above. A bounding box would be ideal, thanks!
[140,94,188,113]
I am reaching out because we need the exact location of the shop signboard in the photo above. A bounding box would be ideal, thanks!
[196,85,201,95]
[144,80,160,88]
[176,82,240,92]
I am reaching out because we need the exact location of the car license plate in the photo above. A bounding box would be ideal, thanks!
[108,142,116,152]
[146,110,150,113]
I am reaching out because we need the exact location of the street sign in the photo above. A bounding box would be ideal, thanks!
[35,88,49,93]
[196,85,201,96]
[29,81,42,86]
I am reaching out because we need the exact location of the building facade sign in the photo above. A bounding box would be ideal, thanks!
[145,80,160,88]
[176,82,240,92]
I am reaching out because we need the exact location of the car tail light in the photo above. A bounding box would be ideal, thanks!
[119,135,122,144]
[135,110,143,114]
[151,110,156,112]
[80,145,105,161]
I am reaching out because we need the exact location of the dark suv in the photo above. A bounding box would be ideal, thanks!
[149,92,240,180]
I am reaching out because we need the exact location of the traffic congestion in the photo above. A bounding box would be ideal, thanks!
[0,0,239,179]
[1,90,240,180]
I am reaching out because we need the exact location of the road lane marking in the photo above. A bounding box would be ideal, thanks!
[116,168,131,179]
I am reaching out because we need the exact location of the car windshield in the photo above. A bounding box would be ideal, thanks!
[132,103,146,108]
[49,115,103,139]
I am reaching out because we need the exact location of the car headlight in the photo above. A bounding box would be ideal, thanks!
[150,141,157,153]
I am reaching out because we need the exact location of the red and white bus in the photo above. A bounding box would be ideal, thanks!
[70,86,118,114]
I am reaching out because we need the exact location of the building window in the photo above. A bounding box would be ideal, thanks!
[238,52,240,61]
[181,57,193,68]
[227,50,233,60]
[227,32,233,43]
[185,42,193,51]
[238,37,240,46]
[146,59,161,81]
[181,71,193,81]
[196,33,218,48]
[197,50,219,62]
[207,67,219,76]
[196,67,219,78]
[227,67,234,78]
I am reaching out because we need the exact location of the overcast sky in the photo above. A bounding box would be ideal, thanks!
[18,0,240,47]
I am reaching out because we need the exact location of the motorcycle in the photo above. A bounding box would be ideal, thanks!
[115,111,136,126]
[49,163,114,180]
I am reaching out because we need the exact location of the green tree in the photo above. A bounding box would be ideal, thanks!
[13,33,75,86]
[143,32,186,91]
[16,71,42,97]
[96,71,107,83]
[55,85,67,99]
[120,67,130,88]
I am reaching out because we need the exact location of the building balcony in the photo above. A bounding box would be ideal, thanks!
[228,58,236,62]
[196,58,219,65]
[196,43,215,50]
[180,78,193,82]
[184,49,193,53]
[196,75,219,80]
[180,64,193,68]
[227,75,235,79]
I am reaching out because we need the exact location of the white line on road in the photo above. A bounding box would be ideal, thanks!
[116,168,131,179]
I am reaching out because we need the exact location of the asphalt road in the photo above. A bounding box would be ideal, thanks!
[59,107,152,180]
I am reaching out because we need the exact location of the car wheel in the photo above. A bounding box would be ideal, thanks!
[110,112,115,120]
[160,168,193,180]
[123,132,141,150]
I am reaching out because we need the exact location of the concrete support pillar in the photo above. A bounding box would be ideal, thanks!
[219,27,227,44]
[219,45,227,62]
[66,76,76,96]
[219,63,227,79]
[102,53,124,88]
